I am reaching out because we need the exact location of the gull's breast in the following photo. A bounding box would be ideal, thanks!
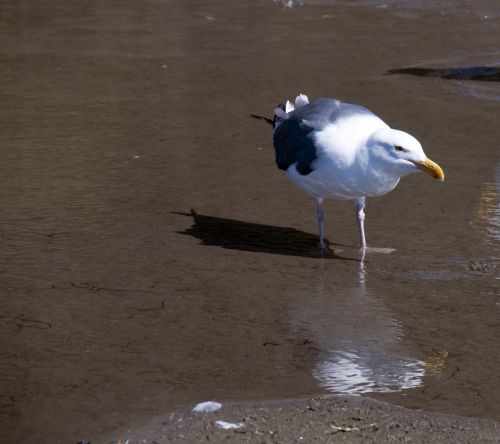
[286,115,398,200]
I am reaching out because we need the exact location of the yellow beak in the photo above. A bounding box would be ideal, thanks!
[413,158,445,181]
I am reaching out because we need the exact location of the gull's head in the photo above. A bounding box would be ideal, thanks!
[367,128,444,181]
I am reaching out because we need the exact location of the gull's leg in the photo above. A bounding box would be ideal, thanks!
[356,197,367,249]
[359,246,366,286]
[316,198,325,250]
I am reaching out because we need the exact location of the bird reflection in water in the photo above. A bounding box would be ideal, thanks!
[174,210,447,393]
[290,252,446,395]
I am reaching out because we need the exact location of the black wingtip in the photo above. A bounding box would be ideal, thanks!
[250,114,274,126]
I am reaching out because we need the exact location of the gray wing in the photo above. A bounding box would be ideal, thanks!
[273,98,374,175]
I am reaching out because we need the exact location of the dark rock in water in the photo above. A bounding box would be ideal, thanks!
[387,66,500,82]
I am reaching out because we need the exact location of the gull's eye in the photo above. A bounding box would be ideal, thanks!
[394,145,404,152]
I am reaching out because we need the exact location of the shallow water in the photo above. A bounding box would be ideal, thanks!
[0,0,499,442]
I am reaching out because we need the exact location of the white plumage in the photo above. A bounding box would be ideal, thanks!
[272,94,444,250]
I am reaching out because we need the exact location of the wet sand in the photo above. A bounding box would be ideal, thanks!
[103,396,500,443]
[1,0,499,442]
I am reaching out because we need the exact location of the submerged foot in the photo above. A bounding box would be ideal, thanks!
[361,247,396,254]
[359,246,396,264]
[318,239,335,257]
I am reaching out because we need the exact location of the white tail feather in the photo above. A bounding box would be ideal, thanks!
[295,93,309,109]
[285,100,295,113]
[274,94,309,130]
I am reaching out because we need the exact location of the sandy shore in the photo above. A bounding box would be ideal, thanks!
[101,395,500,443]
[2,1,500,442]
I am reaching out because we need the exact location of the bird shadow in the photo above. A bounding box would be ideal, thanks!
[173,210,356,261]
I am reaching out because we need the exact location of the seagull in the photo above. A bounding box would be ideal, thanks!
[269,94,444,250]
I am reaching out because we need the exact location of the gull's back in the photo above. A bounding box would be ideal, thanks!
[273,98,378,176]
[273,96,394,200]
